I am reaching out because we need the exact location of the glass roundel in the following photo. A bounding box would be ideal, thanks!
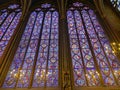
[110,0,120,11]
[67,2,120,86]
[0,4,22,57]
[3,4,59,88]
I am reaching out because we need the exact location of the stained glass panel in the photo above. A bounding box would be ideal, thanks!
[8,4,19,9]
[0,12,8,25]
[33,11,59,87]
[67,10,100,86]
[88,9,120,85]
[41,3,51,8]
[3,12,36,88]
[3,5,59,88]
[0,4,21,57]
[47,11,59,86]
[67,2,120,86]
[81,10,116,86]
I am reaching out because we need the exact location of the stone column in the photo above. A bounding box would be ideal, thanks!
[58,0,74,89]
[94,0,120,42]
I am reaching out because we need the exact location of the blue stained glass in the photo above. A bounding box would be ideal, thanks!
[46,70,58,86]
[67,10,86,86]
[2,12,22,41]
[32,11,59,87]
[22,12,37,39]
[47,11,59,86]
[0,12,21,57]
[15,9,21,12]
[73,2,84,7]
[81,10,116,86]
[33,11,51,87]
[88,9,120,85]
[0,12,15,39]
[0,40,8,56]
[41,3,51,8]
[3,12,36,88]
[31,12,44,39]
[8,4,19,9]
[49,8,55,11]
[3,6,59,88]
[17,12,39,87]
[35,8,41,11]
[0,12,8,25]
[0,3,22,88]
[1,9,7,13]
[68,2,120,87]
[67,10,100,86]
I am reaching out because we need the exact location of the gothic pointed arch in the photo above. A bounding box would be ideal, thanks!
[3,3,59,88]
[67,1,120,86]
[0,0,120,90]
[0,4,22,58]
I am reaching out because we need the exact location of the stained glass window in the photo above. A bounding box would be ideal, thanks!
[0,4,22,57]
[67,2,120,86]
[3,3,59,88]
[110,0,120,11]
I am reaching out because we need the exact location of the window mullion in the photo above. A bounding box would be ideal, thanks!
[14,12,38,88]
[72,10,89,86]
[29,12,46,87]
[87,10,119,85]
[63,16,73,89]
[45,11,53,87]
[79,9,104,86]
[0,12,16,41]
[0,12,8,26]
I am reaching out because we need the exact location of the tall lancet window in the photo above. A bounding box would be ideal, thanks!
[110,0,120,11]
[67,2,120,86]
[0,4,22,57]
[3,3,59,88]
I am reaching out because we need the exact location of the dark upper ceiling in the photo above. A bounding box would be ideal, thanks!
[0,0,94,6]
[0,0,11,5]
[31,0,94,5]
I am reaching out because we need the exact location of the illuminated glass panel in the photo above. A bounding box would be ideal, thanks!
[82,10,115,86]
[0,12,15,39]
[17,12,38,87]
[1,9,7,12]
[3,4,59,88]
[3,12,36,88]
[33,11,59,87]
[8,4,19,9]
[67,2,120,86]
[110,0,120,11]
[41,3,51,8]
[0,4,21,57]
[67,10,100,86]
[88,9,120,85]
[0,12,8,25]
[46,11,58,86]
